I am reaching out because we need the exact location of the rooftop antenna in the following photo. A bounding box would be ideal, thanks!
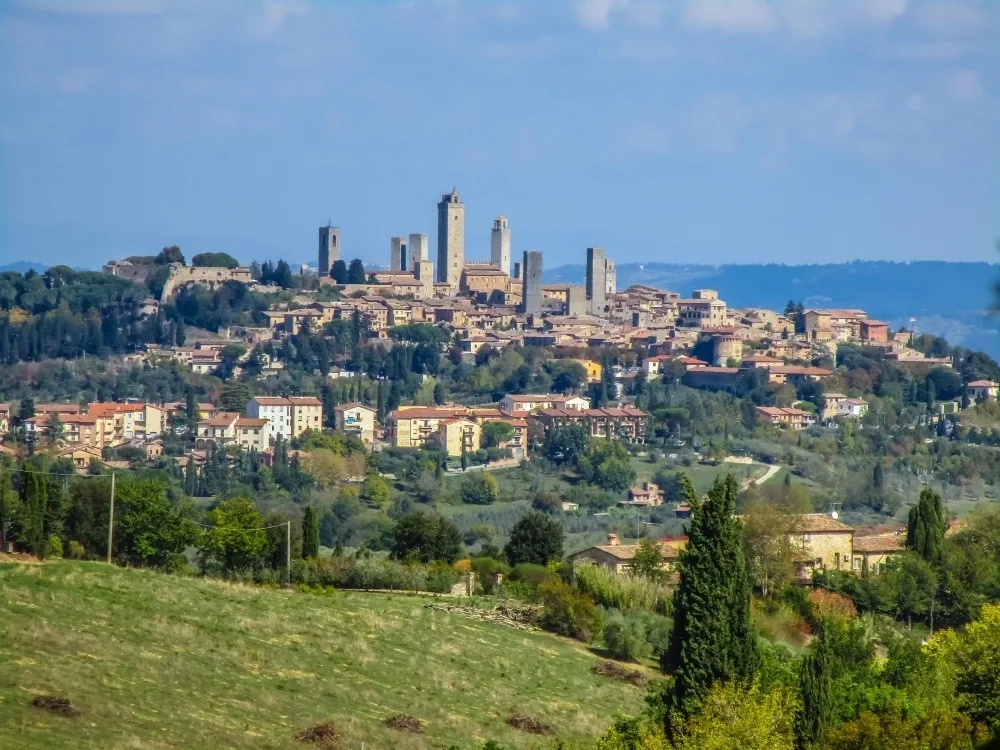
[829,501,842,520]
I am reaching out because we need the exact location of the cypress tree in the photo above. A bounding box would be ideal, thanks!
[184,457,199,496]
[18,466,48,556]
[907,487,946,563]
[664,474,758,722]
[796,620,835,749]
[301,507,320,559]
[0,469,19,548]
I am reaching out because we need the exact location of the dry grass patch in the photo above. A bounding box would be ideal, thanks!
[507,714,553,735]
[295,722,340,747]
[384,713,423,733]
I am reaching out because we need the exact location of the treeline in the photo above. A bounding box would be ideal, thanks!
[0,267,160,364]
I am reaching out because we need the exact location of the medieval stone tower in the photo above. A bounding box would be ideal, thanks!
[437,188,465,287]
[491,216,510,276]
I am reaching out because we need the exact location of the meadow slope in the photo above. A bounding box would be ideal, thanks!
[0,560,646,749]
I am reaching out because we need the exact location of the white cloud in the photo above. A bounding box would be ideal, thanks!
[914,1,985,34]
[16,0,164,14]
[948,69,983,102]
[776,0,835,38]
[247,0,306,37]
[576,0,628,30]
[682,0,778,33]
[848,0,909,24]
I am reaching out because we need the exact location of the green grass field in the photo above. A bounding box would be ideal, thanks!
[0,560,647,749]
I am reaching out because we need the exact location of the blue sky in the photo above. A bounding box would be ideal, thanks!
[1,0,997,270]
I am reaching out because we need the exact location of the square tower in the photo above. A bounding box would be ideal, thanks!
[605,258,616,296]
[390,237,407,272]
[490,216,511,276]
[437,189,464,286]
[318,225,340,276]
[586,246,606,316]
[408,233,429,271]
[520,250,543,316]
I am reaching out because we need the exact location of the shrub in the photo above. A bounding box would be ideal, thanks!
[44,535,63,559]
[538,578,601,642]
[470,556,510,594]
[574,563,672,615]
[602,609,652,662]
[510,562,552,586]
[807,589,857,622]
[67,540,86,560]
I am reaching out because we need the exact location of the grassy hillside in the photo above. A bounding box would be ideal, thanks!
[0,560,646,749]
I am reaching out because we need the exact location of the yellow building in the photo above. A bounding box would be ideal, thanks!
[792,514,855,578]
[334,402,377,444]
[436,418,481,458]
[852,534,905,573]
[573,359,603,383]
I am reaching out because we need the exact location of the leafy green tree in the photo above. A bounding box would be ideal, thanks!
[504,511,563,566]
[543,425,589,466]
[673,681,797,750]
[219,381,254,412]
[114,478,198,567]
[390,510,461,563]
[907,487,947,563]
[191,252,239,268]
[42,412,64,445]
[301,506,320,559]
[361,473,391,508]
[155,245,185,264]
[16,397,35,428]
[198,498,269,573]
[347,258,366,284]
[330,259,348,284]
[460,472,500,505]
[631,538,664,581]
[0,469,20,548]
[664,475,759,720]
[481,420,514,448]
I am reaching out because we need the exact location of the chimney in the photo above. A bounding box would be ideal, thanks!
[606,533,620,546]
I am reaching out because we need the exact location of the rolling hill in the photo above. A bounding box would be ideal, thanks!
[0,560,646,749]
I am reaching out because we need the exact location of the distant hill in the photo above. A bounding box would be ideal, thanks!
[0,261,51,274]
[546,260,1000,358]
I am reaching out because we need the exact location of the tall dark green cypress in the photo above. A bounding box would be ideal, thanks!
[18,466,48,556]
[664,474,758,722]
[302,507,320,559]
[796,620,834,749]
[184,457,199,496]
[906,487,946,563]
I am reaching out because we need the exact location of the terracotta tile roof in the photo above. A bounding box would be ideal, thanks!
[853,534,905,553]
[235,418,268,428]
[793,514,855,534]
[334,402,375,412]
[577,541,681,561]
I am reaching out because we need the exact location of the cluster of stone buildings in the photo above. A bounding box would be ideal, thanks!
[570,513,908,580]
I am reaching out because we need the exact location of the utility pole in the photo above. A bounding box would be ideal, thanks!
[286,520,291,580]
[106,472,116,564]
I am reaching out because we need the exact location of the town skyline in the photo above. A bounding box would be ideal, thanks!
[2,0,997,270]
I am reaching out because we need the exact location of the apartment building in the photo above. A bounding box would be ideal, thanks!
[196,413,268,451]
[755,406,816,429]
[246,396,323,444]
[499,393,590,416]
[533,407,649,443]
[333,402,377,444]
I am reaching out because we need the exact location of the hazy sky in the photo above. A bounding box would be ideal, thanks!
[1,0,997,270]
